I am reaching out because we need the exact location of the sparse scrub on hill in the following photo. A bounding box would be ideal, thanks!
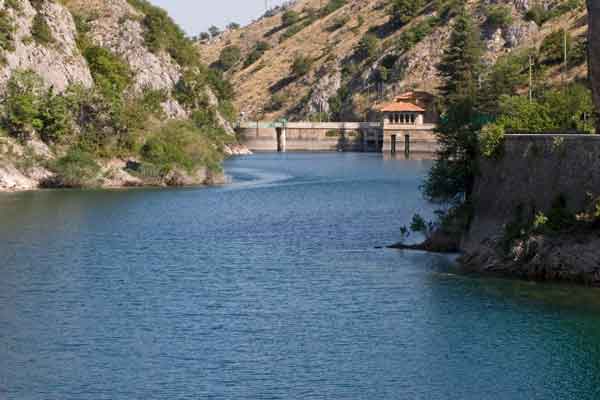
[243,41,270,68]
[397,16,438,51]
[217,45,242,71]
[0,10,16,62]
[355,33,379,60]
[524,0,584,26]
[31,13,55,45]
[291,55,313,77]
[321,0,348,16]
[126,0,198,67]
[281,10,301,27]
[390,0,424,26]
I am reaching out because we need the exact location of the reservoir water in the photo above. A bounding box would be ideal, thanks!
[1,152,600,399]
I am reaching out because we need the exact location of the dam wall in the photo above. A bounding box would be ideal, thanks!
[237,122,383,152]
[237,122,439,154]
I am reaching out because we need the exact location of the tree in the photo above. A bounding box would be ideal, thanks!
[208,25,220,38]
[423,9,484,204]
[437,10,483,103]
[355,33,378,60]
[588,0,600,133]
[218,46,242,71]
[2,70,45,140]
[281,10,300,27]
[480,53,527,115]
[390,0,424,26]
[227,22,240,30]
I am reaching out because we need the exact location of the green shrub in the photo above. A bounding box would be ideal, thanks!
[126,0,198,67]
[327,15,350,32]
[38,89,73,143]
[398,16,437,51]
[321,0,347,15]
[479,123,505,158]
[0,10,16,55]
[485,5,513,29]
[291,55,313,77]
[539,30,571,65]
[390,0,424,26]
[51,148,101,188]
[243,41,270,68]
[281,10,300,27]
[266,92,287,111]
[355,33,378,60]
[83,46,132,98]
[31,13,55,45]
[140,120,224,173]
[493,84,595,133]
[1,70,45,140]
[218,45,242,71]
[525,0,582,26]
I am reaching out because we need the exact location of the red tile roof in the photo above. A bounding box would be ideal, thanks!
[379,101,425,112]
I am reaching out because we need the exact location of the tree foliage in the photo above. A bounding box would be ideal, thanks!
[424,9,484,204]
[390,0,424,26]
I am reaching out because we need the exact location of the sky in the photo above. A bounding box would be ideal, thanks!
[149,0,288,36]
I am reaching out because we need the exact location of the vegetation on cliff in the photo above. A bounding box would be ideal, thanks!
[0,0,239,189]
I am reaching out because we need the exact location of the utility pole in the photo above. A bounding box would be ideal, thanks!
[529,54,534,102]
[563,28,568,89]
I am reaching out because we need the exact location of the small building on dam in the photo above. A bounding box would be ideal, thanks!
[236,91,440,156]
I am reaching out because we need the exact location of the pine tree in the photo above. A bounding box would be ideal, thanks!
[437,9,483,105]
[423,8,484,204]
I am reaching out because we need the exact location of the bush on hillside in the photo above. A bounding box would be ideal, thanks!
[83,46,132,98]
[126,0,199,67]
[218,45,242,71]
[0,10,16,57]
[244,41,270,68]
[291,55,313,77]
[281,10,300,27]
[1,70,45,140]
[485,5,513,30]
[140,120,224,173]
[397,16,438,51]
[321,0,347,16]
[355,33,378,60]
[390,0,424,26]
[50,147,101,188]
[31,13,55,45]
[539,30,571,65]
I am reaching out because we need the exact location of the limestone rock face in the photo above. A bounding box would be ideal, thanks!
[0,0,93,92]
[305,64,342,116]
[85,1,182,93]
[589,0,600,132]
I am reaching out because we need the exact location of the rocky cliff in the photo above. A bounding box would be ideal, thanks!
[0,0,247,192]
[200,0,588,121]
[460,135,600,285]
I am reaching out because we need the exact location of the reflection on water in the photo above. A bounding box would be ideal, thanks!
[1,152,600,399]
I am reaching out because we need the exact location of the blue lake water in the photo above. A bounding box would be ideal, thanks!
[1,152,600,399]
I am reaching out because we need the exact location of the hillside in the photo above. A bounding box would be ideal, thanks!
[199,0,589,121]
[0,0,246,191]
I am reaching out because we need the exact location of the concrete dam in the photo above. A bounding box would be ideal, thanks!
[236,121,439,155]
[236,91,440,156]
